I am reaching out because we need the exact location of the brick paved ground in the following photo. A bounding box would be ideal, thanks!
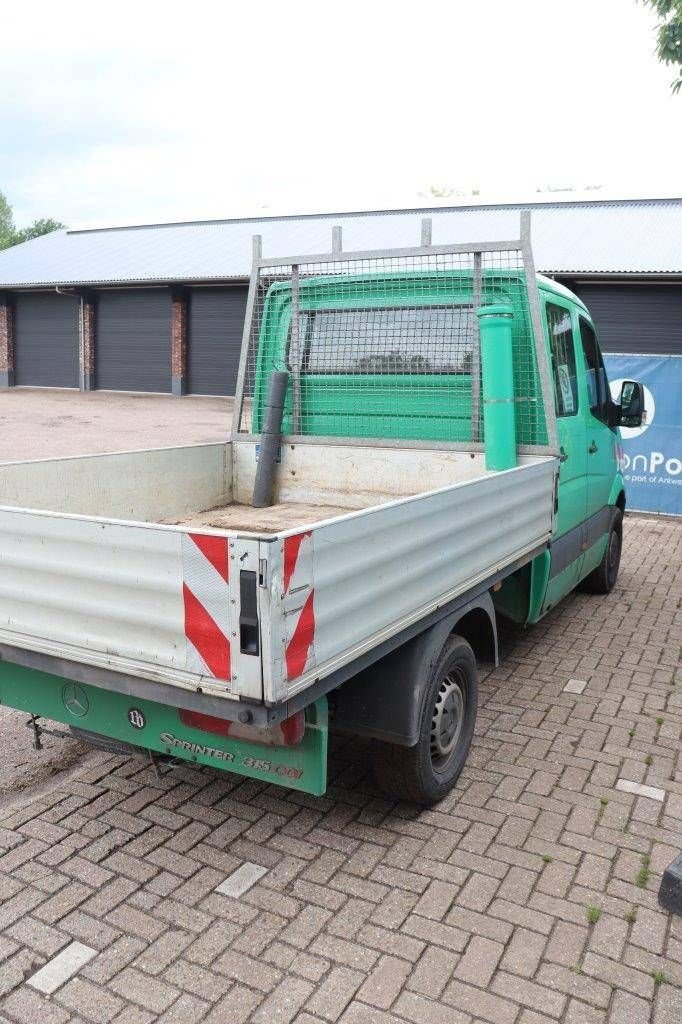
[0,515,680,1023]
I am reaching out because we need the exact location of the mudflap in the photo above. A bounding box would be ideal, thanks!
[0,660,328,796]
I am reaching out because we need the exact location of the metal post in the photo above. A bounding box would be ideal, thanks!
[471,252,482,441]
[290,263,301,433]
[519,211,558,451]
[231,234,262,438]
[332,226,343,255]
[421,218,432,246]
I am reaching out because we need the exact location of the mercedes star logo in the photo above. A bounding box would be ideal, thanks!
[62,683,90,718]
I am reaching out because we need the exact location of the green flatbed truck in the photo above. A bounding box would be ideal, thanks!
[0,214,643,804]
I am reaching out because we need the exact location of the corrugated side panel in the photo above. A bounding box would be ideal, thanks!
[0,511,237,698]
[272,459,556,701]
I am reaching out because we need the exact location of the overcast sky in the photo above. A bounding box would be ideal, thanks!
[2,0,680,229]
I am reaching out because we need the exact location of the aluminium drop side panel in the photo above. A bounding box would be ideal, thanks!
[0,510,262,702]
[265,458,557,704]
[13,292,79,388]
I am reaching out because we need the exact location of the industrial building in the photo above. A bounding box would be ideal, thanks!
[0,196,680,396]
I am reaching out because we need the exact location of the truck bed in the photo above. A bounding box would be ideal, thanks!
[0,440,557,709]
[165,501,355,533]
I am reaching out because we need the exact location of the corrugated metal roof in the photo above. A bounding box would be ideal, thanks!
[0,198,680,288]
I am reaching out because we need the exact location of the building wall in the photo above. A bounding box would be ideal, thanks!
[558,280,682,356]
[0,279,679,395]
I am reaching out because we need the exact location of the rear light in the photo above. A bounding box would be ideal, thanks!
[177,707,305,747]
[280,710,306,746]
[179,708,231,736]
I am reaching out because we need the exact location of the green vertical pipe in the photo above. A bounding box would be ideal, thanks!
[476,304,516,471]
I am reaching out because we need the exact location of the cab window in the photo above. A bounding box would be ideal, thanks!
[546,302,578,417]
[579,317,609,423]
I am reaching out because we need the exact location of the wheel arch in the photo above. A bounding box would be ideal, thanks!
[329,592,496,747]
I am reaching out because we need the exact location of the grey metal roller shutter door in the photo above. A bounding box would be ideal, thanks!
[187,286,248,395]
[13,292,79,387]
[569,283,682,356]
[96,289,171,392]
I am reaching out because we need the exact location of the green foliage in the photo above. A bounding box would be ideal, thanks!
[635,853,652,888]
[625,907,638,923]
[0,191,64,251]
[651,969,667,985]
[586,905,602,924]
[0,192,15,250]
[642,1,682,93]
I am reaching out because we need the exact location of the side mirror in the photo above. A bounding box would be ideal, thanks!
[619,380,644,428]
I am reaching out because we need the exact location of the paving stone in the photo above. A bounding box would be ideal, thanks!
[564,679,588,694]
[407,944,457,997]
[157,992,209,1024]
[252,976,315,1024]
[616,779,665,802]
[109,965,180,1014]
[454,935,504,987]
[393,990,470,1024]
[356,954,411,1009]
[215,861,267,897]
[28,940,97,994]
[305,966,364,1021]
[3,986,72,1024]
[163,958,232,1001]
[204,985,263,1023]
[55,976,125,1023]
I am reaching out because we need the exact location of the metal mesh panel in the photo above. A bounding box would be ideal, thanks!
[234,232,552,451]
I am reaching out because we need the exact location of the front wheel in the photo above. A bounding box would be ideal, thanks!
[581,508,622,594]
[372,635,478,805]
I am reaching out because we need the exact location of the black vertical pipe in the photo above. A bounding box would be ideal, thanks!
[251,370,289,508]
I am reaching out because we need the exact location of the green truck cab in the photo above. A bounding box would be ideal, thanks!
[494,276,643,625]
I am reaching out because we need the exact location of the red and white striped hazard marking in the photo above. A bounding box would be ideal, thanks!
[283,531,316,681]
[181,533,231,680]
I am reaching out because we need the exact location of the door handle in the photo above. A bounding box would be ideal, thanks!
[559,446,568,463]
[588,441,598,454]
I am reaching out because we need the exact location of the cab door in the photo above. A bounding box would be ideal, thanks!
[540,298,587,610]
[575,314,617,577]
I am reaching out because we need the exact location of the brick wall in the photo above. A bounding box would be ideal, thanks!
[0,294,14,387]
[171,288,188,396]
[80,293,96,390]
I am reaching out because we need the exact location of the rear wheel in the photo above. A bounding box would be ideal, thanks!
[372,635,478,805]
[581,508,622,594]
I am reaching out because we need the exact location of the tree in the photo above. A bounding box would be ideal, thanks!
[642,1,682,93]
[0,193,15,251]
[0,191,64,251]
[13,218,65,244]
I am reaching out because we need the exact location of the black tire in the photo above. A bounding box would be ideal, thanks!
[372,635,478,805]
[581,508,623,594]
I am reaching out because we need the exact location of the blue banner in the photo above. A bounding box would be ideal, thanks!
[604,354,682,517]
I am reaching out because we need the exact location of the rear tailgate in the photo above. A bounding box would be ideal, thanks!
[0,507,263,701]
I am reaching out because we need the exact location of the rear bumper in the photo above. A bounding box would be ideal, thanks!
[0,642,286,728]
[0,659,328,796]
